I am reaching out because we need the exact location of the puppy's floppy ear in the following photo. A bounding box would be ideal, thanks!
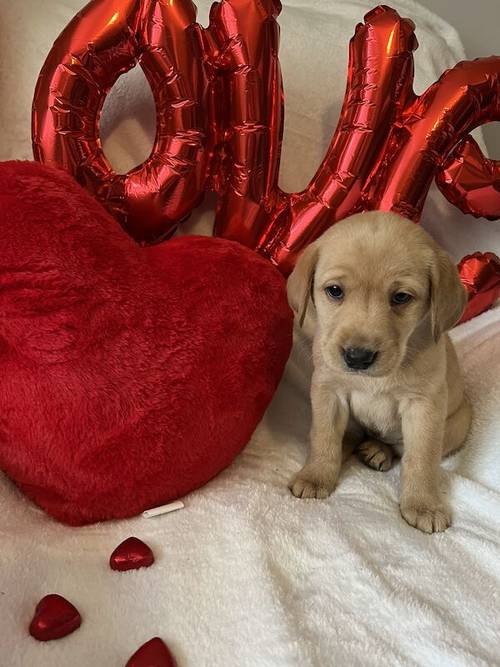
[287,243,318,326]
[430,246,467,342]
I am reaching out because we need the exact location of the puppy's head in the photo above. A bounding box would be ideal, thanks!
[287,212,467,377]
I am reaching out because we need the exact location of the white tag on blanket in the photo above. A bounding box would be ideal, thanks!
[142,500,184,519]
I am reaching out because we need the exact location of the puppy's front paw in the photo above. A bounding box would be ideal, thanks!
[289,464,337,499]
[400,501,451,534]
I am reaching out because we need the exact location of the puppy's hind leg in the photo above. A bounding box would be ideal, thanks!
[341,422,365,463]
[357,439,395,472]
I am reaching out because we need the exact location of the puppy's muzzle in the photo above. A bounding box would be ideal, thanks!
[342,346,378,370]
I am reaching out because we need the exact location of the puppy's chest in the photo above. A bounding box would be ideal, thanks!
[349,391,402,444]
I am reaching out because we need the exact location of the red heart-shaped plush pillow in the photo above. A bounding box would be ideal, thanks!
[0,161,292,525]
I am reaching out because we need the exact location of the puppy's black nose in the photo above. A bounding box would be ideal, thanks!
[342,347,377,370]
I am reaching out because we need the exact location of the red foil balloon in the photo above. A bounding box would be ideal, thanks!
[436,136,500,221]
[29,594,81,641]
[458,252,500,323]
[32,0,210,243]
[203,0,284,249]
[204,3,500,318]
[32,2,500,320]
[254,6,419,272]
[372,57,500,221]
[248,8,500,274]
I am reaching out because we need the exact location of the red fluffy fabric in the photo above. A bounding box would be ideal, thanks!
[0,161,292,525]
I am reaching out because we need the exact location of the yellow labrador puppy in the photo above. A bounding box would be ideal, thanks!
[287,212,471,533]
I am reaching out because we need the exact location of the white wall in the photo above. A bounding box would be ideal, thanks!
[418,0,499,158]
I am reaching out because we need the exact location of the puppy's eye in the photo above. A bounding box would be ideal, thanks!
[391,292,413,305]
[325,285,344,300]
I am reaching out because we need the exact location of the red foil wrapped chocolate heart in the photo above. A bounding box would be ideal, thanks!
[29,594,81,641]
[126,637,177,667]
[110,537,155,572]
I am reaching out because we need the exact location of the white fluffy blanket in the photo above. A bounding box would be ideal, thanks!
[1,0,500,665]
